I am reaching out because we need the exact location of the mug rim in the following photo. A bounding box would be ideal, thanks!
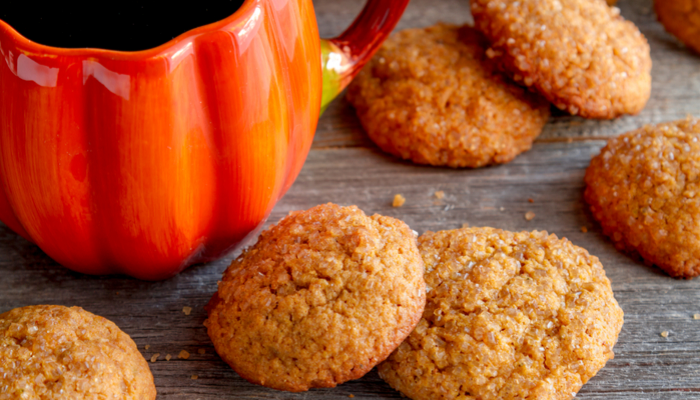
[0,0,258,59]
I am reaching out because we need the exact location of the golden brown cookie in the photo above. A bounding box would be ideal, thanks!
[378,227,623,400]
[655,0,700,54]
[346,24,550,168]
[585,117,700,278]
[472,0,652,119]
[0,305,156,400]
[205,203,426,392]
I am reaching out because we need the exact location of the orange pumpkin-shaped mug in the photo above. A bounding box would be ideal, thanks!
[0,0,409,280]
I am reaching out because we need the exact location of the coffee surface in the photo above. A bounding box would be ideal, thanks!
[0,1,245,51]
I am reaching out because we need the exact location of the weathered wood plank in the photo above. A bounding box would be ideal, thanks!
[4,141,700,398]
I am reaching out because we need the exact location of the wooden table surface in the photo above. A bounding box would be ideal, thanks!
[2,0,700,398]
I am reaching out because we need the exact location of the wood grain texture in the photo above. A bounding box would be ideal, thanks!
[2,0,700,399]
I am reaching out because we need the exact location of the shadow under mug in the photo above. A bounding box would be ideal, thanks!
[0,0,409,280]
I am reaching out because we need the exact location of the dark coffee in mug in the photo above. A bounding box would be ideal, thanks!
[1,1,246,51]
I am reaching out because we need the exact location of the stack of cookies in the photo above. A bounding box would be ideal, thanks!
[204,203,624,400]
[347,0,652,168]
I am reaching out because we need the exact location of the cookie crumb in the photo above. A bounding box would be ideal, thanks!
[581,226,588,233]
[694,314,700,320]
[179,350,190,359]
[525,211,536,221]
[165,354,172,361]
[500,207,505,211]
[191,375,198,380]
[349,395,355,398]
[435,191,445,199]
[528,198,534,203]
[150,353,160,363]
[198,348,206,355]
[182,306,192,316]
[393,194,406,207]
[145,345,150,350]
[661,331,669,338]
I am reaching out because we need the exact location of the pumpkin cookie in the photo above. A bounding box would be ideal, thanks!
[346,24,550,168]
[205,203,426,392]
[585,117,700,278]
[0,305,156,400]
[472,0,651,119]
[655,0,700,54]
[378,227,623,400]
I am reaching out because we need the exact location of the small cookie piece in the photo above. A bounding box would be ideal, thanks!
[655,0,700,54]
[346,24,550,168]
[378,227,623,400]
[0,305,156,400]
[205,203,426,392]
[585,118,700,278]
[472,0,652,119]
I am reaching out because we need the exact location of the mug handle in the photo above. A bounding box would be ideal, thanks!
[320,0,410,113]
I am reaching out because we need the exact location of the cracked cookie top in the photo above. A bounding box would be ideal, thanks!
[0,305,156,400]
[585,117,700,278]
[346,24,550,168]
[472,0,651,119]
[205,203,426,392]
[378,227,623,400]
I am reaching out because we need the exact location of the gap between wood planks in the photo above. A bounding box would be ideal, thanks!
[310,136,611,151]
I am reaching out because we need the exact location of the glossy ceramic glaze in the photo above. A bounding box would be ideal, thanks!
[0,0,409,280]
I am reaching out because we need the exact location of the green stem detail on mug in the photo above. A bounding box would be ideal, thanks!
[320,40,352,115]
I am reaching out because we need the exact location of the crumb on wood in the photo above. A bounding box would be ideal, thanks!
[525,211,536,221]
[179,350,191,360]
[694,314,700,320]
[349,395,355,398]
[499,207,505,211]
[198,348,206,355]
[166,354,172,361]
[145,345,150,350]
[581,226,588,233]
[191,375,198,380]
[435,191,445,199]
[393,194,406,207]
[182,306,193,316]
[150,353,160,363]
[661,331,669,338]
[528,198,534,203]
